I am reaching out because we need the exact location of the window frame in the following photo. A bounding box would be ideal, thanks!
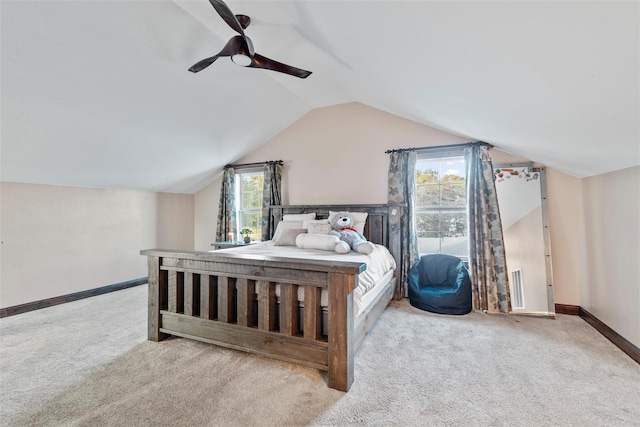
[414,153,468,260]
[234,168,264,241]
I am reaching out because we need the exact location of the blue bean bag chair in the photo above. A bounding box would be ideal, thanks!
[408,254,472,315]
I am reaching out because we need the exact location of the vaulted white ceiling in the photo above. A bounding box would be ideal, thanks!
[2,1,638,193]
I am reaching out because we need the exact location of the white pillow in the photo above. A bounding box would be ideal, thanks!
[329,211,368,235]
[307,223,333,234]
[295,233,340,251]
[274,228,306,246]
[273,221,304,241]
[302,218,329,228]
[283,213,316,221]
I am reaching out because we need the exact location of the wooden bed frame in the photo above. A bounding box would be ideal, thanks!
[141,204,404,391]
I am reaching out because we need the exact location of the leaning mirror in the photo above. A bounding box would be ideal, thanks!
[494,163,555,317]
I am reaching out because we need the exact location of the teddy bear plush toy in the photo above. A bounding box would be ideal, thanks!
[328,212,375,254]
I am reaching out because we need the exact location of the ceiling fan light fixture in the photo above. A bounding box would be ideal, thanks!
[231,53,252,67]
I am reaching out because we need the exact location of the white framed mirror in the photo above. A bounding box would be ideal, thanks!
[494,163,554,317]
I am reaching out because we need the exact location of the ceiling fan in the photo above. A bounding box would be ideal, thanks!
[188,0,312,79]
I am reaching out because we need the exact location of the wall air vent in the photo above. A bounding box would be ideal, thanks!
[510,269,525,309]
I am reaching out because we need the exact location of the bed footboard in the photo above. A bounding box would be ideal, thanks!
[141,249,365,392]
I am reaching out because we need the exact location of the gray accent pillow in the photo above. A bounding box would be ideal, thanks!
[274,228,307,246]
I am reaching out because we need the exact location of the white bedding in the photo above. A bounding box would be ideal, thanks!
[211,241,396,315]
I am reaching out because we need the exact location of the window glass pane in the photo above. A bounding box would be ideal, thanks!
[440,211,467,258]
[236,170,264,241]
[416,163,440,207]
[415,212,440,237]
[240,173,263,210]
[241,212,261,235]
[416,162,440,182]
[440,158,465,181]
[440,158,465,206]
[242,192,256,209]
[441,210,467,237]
[416,184,440,207]
[441,236,469,259]
[440,183,465,206]
[418,236,441,255]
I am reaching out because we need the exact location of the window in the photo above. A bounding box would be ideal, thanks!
[415,156,468,260]
[235,170,264,241]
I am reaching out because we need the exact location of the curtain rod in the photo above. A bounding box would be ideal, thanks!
[384,141,492,154]
[224,160,283,169]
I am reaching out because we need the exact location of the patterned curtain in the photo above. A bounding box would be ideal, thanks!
[465,143,511,313]
[215,167,236,242]
[388,150,419,298]
[261,161,283,240]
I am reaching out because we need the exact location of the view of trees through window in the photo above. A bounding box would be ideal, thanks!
[236,171,264,241]
[415,156,468,259]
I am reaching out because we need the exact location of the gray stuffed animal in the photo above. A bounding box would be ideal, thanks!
[328,212,375,254]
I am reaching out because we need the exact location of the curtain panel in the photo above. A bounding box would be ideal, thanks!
[216,167,236,242]
[465,144,511,313]
[388,150,419,298]
[261,161,283,240]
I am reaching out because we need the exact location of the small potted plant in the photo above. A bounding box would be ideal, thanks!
[240,228,252,243]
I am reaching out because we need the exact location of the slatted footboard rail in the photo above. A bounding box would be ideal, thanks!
[141,249,366,392]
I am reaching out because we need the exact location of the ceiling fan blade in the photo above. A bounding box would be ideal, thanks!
[188,36,245,73]
[209,0,245,35]
[188,55,221,73]
[249,53,312,79]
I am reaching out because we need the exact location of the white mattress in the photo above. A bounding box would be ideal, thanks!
[212,241,396,314]
[354,269,394,318]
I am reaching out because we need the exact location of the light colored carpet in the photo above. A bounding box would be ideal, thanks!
[1,285,638,426]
